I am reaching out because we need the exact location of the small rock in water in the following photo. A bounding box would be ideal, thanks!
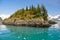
[24,37,26,40]
[58,39,60,40]
[42,39,45,40]
[58,35,60,37]
[17,36,20,38]
[0,32,2,34]
[48,34,52,36]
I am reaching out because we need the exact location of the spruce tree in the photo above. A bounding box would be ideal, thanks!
[26,6,28,11]
[41,5,48,21]
[36,4,41,14]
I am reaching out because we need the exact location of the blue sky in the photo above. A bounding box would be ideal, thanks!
[0,0,60,19]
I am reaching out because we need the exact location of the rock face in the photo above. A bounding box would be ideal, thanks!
[2,18,51,27]
[14,19,44,25]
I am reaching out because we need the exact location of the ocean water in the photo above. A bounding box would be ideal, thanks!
[0,24,60,40]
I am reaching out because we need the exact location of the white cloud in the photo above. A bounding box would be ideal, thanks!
[48,14,60,20]
[0,14,10,20]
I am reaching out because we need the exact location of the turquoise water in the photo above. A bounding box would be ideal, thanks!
[0,24,60,40]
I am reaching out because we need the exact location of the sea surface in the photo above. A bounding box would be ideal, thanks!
[0,23,60,40]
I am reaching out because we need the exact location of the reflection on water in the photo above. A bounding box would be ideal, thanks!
[0,25,11,37]
[50,23,60,29]
[48,22,60,40]
[0,23,60,40]
[0,25,7,30]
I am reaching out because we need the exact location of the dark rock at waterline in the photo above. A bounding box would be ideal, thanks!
[2,19,52,28]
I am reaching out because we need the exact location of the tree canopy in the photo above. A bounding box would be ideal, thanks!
[9,4,48,21]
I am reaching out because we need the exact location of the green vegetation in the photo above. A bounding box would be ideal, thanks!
[3,4,53,27]
[9,4,48,20]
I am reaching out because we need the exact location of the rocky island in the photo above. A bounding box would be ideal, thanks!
[2,5,55,27]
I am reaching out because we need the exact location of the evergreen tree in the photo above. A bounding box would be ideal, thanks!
[36,4,41,14]
[31,5,34,11]
[29,5,36,14]
[26,6,28,11]
[21,8,24,16]
[9,4,48,20]
[41,5,48,21]
[29,5,34,11]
